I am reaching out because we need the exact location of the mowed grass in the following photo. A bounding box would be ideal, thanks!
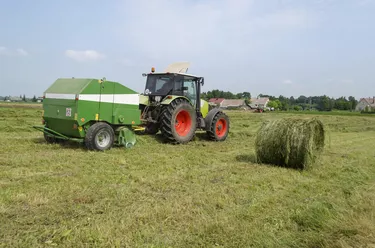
[0,107,375,247]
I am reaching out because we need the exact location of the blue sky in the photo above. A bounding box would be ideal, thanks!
[0,0,374,99]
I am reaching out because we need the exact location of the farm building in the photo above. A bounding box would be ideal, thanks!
[220,99,246,109]
[248,97,269,109]
[355,97,375,111]
[8,96,23,102]
[208,98,225,106]
[208,98,246,109]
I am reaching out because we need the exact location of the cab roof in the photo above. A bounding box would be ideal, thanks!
[147,72,202,79]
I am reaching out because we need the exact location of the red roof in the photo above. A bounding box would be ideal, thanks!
[208,98,225,104]
[360,97,375,105]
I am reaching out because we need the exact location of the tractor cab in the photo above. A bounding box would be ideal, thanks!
[143,72,203,108]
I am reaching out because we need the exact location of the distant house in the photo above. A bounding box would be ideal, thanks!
[208,98,225,106]
[355,97,375,111]
[36,97,43,103]
[208,98,246,109]
[220,99,246,109]
[248,97,269,109]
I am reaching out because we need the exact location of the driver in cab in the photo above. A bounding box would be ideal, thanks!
[157,79,174,95]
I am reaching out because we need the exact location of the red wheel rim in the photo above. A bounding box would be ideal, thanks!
[175,110,192,136]
[215,118,227,137]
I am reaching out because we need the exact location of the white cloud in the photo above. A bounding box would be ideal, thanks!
[16,48,28,56]
[0,47,29,56]
[283,79,293,84]
[65,50,105,62]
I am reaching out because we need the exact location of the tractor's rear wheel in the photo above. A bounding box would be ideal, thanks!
[207,112,230,141]
[85,122,115,151]
[160,99,197,143]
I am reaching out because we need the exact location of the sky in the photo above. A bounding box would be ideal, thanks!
[0,0,374,99]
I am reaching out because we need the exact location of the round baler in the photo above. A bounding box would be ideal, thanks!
[33,77,141,151]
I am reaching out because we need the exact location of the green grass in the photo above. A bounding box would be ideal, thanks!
[273,110,375,117]
[1,108,375,247]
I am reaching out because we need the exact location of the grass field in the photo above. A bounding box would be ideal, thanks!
[1,106,375,247]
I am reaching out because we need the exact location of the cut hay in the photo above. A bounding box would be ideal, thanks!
[255,117,325,169]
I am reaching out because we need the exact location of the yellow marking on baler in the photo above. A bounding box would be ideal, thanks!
[95,114,99,120]
[78,126,83,131]
[74,113,77,120]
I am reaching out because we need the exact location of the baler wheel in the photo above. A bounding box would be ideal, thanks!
[160,99,196,144]
[85,122,115,151]
[207,112,230,141]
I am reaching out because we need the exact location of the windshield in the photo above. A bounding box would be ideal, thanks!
[144,74,174,95]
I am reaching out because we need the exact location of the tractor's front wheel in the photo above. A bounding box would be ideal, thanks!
[160,99,197,143]
[85,122,115,151]
[207,112,230,141]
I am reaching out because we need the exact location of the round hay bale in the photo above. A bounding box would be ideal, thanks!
[255,117,325,169]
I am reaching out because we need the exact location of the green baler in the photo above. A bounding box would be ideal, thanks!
[33,78,141,150]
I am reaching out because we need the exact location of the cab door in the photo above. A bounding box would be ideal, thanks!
[183,78,197,107]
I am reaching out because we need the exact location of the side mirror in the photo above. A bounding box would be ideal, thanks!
[142,73,147,77]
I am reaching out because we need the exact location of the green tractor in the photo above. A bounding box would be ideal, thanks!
[33,62,229,150]
[139,62,230,144]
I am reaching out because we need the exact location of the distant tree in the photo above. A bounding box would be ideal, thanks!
[267,100,279,109]
[294,105,302,111]
[290,96,295,105]
[297,95,307,104]
[32,95,37,102]
[22,94,26,101]
[348,96,357,111]
[242,92,251,99]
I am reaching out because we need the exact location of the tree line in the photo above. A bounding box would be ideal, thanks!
[1,95,40,102]
[201,89,359,111]
[201,90,251,100]
[259,94,358,111]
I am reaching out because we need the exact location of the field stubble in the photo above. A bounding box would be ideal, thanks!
[0,108,374,247]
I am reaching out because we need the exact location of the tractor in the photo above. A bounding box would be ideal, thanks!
[139,62,230,144]
[32,62,230,151]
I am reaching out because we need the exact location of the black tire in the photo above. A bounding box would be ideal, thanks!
[207,112,230,141]
[85,122,115,151]
[160,98,197,144]
[144,123,160,135]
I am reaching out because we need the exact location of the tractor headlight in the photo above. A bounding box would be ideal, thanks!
[155,96,161,102]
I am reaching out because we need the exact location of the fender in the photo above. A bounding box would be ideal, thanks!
[204,108,223,131]
[161,96,192,105]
